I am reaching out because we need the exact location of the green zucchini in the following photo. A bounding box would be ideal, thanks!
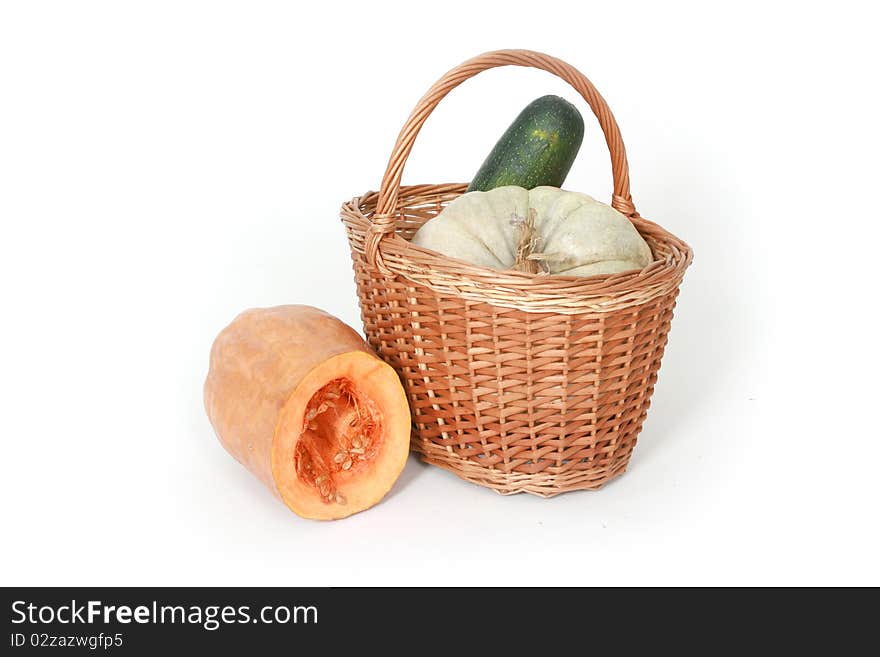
[468,95,585,192]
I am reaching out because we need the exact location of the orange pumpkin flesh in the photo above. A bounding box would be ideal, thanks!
[204,305,410,520]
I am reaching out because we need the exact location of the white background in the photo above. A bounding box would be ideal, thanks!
[2,1,878,586]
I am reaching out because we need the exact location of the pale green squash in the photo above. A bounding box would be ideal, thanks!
[411,186,653,276]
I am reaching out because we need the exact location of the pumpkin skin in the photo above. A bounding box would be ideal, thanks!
[204,305,411,520]
[411,186,653,276]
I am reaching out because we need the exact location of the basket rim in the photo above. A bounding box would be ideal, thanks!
[341,183,693,314]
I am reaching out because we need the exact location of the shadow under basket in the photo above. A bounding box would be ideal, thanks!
[339,50,693,497]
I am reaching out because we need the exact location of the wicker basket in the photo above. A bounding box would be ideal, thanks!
[340,50,692,497]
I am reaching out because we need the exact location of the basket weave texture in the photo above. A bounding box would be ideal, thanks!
[340,50,692,497]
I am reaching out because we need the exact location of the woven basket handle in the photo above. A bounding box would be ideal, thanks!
[367,49,636,273]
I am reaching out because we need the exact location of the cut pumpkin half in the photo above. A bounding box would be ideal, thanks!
[204,305,410,520]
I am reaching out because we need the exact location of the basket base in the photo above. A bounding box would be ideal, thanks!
[413,442,631,498]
